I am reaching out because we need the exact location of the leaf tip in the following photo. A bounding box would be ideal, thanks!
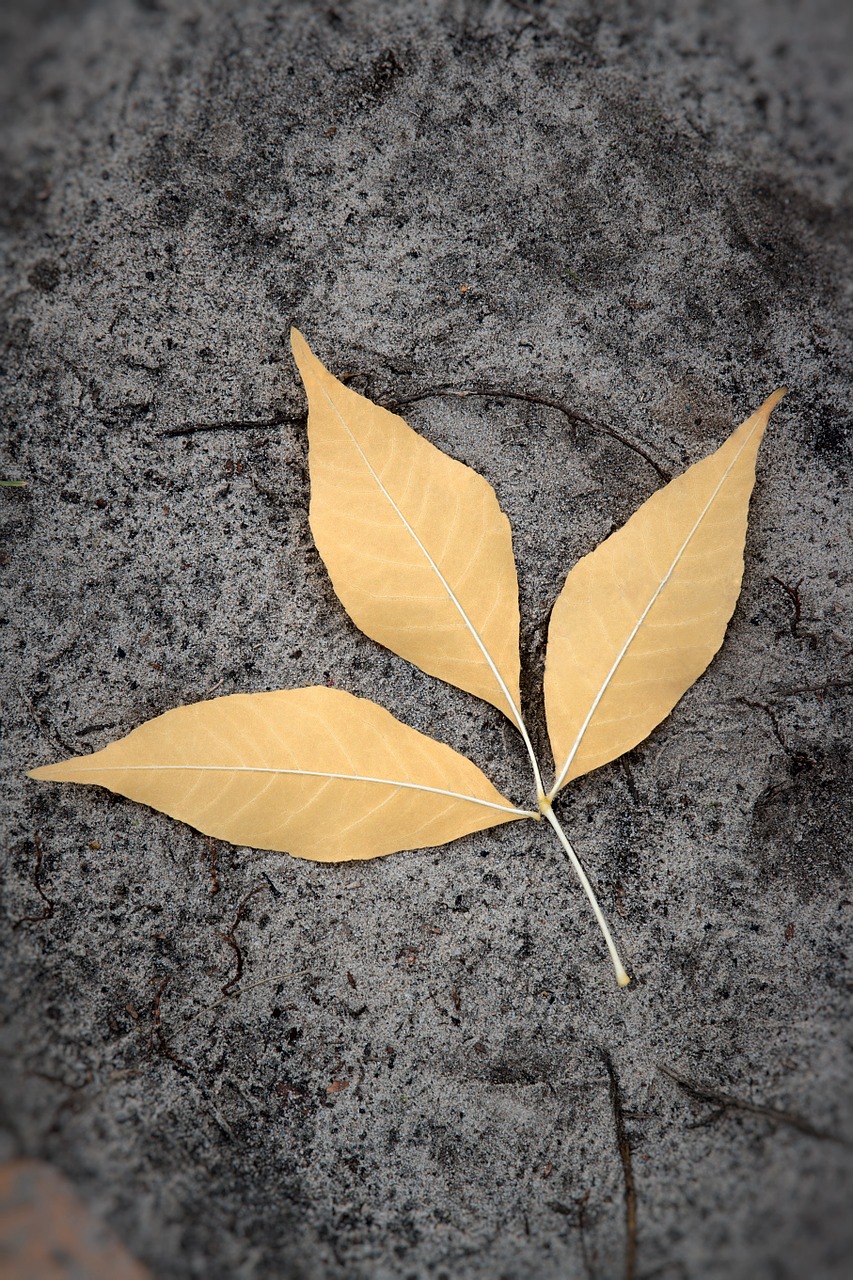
[290,328,323,387]
[27,764,56,781]
[27,759,81,782]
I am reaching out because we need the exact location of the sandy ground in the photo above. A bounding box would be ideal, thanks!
[2,1,851,1277]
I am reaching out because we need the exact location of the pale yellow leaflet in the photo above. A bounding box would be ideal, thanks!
[545,389,787,796]
[291,331,543,790]
[29,688,532,861]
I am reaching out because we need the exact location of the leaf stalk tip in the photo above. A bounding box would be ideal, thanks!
[541,802,631,987]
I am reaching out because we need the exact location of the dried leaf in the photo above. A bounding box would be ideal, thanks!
[545,389,787,795]
[291,330,524,728]
[28,688,528,860]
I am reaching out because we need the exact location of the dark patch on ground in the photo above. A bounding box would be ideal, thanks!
[750,743,852,901]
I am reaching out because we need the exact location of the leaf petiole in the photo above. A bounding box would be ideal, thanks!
[540,800,630,987]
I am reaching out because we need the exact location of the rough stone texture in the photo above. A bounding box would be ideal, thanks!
[1,1,851,1277]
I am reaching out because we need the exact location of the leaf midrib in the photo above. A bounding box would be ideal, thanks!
[57,763,534,817]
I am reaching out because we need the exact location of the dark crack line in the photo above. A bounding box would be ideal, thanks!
[163,384,669,481]
[764,679,852,699]
[738,697,790,751]
[737,697,815,766]
[601,1049,637,1280]
[161,413,304,438]
[659,1065,847,1144]
[13,834,55,929]
[22,690,79,757]
[220,883,270,996]
[388,386,670,481]
[770,574,804,637]
[152,976,193,1075]
[204,836,220,895]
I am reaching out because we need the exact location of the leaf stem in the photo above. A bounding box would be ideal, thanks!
[540,801,630,986]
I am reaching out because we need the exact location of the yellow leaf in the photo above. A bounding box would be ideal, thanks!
[291,330,525,731]
[28,688,530,861]
[545,389,787,795]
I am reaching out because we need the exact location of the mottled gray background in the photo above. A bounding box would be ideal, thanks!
[1,1,851,1277]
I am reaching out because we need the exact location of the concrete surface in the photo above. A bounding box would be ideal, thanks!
[2,1,851,1277]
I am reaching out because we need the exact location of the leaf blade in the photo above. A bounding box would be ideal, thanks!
[291,330,523,726]
[29,688,529,860]
[545,389,787,793]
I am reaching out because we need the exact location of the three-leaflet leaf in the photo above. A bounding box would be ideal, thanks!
[29,331,786,985]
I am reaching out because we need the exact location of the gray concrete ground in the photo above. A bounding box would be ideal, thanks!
[2,1,851,1277]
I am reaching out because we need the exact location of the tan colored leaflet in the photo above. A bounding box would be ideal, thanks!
[291,331,524,728]
[545,389,787,795]
[28,688,529,860]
